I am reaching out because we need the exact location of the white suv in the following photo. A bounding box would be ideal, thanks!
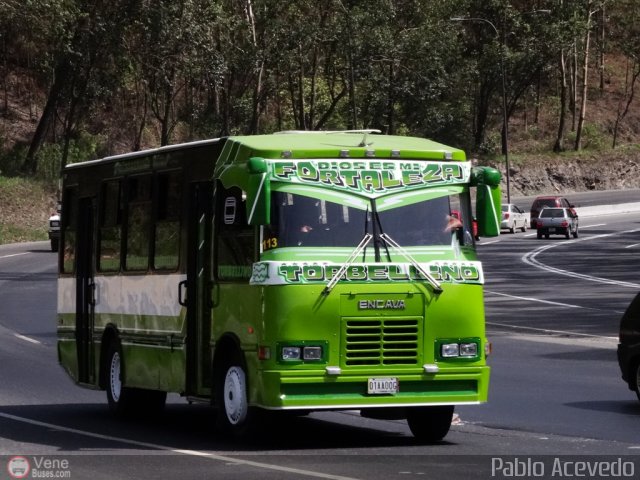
[48,201,61,252]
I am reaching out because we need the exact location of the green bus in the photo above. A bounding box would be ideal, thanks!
[57,131,501,441]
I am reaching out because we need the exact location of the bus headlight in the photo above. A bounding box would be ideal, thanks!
[436,338,481,361]
[460,343,478,357]
[441,343,460,358]
[302,346,322,360]
[281,347,301,360]
[278,342,327,363]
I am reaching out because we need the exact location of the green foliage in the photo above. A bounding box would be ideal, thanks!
[0,176,55,243]
[565,123,608,152]
[0,0,638,166]
[0,145,29,177]
[32,132,103,179]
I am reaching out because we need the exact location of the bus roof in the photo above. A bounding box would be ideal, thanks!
[63,131,466,171]
[223,131,465,163]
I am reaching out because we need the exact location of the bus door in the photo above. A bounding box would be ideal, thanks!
[75,197,96,384]
[185,182,213,395]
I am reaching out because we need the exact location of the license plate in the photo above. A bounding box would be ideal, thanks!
[549,228,556,233]
[367,377,399,395]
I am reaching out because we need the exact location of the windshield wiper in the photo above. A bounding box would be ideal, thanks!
[379,233,443,294]
[322,233,373,296]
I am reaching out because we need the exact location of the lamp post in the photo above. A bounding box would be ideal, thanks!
[451,16,511,204]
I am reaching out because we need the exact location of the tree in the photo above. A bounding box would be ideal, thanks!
[609,0,640,148]
[574,1,598,151]
[22,0,139,172]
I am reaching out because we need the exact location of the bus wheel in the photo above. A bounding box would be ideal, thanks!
[216,356,256,436]
[105,338,166,416]
[406,405,454,443]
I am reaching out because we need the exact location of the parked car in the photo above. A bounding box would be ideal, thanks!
[530,195,575,228]
[48,201,61,252]
[500,204,527,233]
[536,207,578,239]
[618,292,640,402]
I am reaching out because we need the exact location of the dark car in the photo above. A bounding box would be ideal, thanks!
[535,207,578,239]
[618,293,640,402]
[530,195,574,228]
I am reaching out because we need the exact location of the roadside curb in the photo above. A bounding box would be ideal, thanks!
[576,202,640,218]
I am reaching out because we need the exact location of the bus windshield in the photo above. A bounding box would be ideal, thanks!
[265,191,468,250]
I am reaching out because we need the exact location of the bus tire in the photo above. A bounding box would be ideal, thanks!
[215,353,256,437]
[406,405,454,443]
[105,338,166,416]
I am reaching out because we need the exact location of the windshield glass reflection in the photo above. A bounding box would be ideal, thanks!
[264,191,469,251]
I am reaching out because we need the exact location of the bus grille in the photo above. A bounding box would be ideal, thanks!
[343,318,420,366]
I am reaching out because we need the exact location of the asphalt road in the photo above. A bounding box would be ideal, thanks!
[1,194,640,479]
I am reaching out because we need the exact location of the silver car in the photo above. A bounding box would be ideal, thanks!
[536,207,579,239]
[500,204,527,233]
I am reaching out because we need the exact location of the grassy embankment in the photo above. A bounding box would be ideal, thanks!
[0,176,58,245]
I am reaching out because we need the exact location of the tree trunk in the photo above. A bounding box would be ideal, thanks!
[297,45,306,130]
[22,59,71,174]
[246,0,263,134]
[599,5,605,94]
[612,58,640,149]
[386,61,395,135]
[575,7,595,151]
[571,39,578,131]
[473,80,492,150]
[308,49,319,130]
[554,49,568,152]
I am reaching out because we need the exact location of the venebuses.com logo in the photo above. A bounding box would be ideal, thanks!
[6,456,30,479]
[6,456,71,479]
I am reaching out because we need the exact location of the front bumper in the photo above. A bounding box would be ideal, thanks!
[255,366,490,410]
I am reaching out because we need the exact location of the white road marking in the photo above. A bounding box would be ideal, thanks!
[625,243,640,249]
[485,290,625,314]
[579,223,606,229]
[487,321,618,342]
[521,228,640,289]
[486,290,584,309]
[0,412,359,480]
[524,223,603,238]
[14,334,41,345]
[0,252,28,259]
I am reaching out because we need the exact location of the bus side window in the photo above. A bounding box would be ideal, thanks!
[98,180,122,272]
[153,171,181,270]
[215,183,254,280]
[61,187,77,274]
[125,175,152,271]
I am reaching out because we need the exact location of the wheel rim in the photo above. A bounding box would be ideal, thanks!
[109,351,122,402]
[224,366,247,425]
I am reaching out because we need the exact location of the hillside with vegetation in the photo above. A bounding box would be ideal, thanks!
[1,0,639,243]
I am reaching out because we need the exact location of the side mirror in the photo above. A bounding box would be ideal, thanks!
[471,166,501,237]
[246,157,271,225]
